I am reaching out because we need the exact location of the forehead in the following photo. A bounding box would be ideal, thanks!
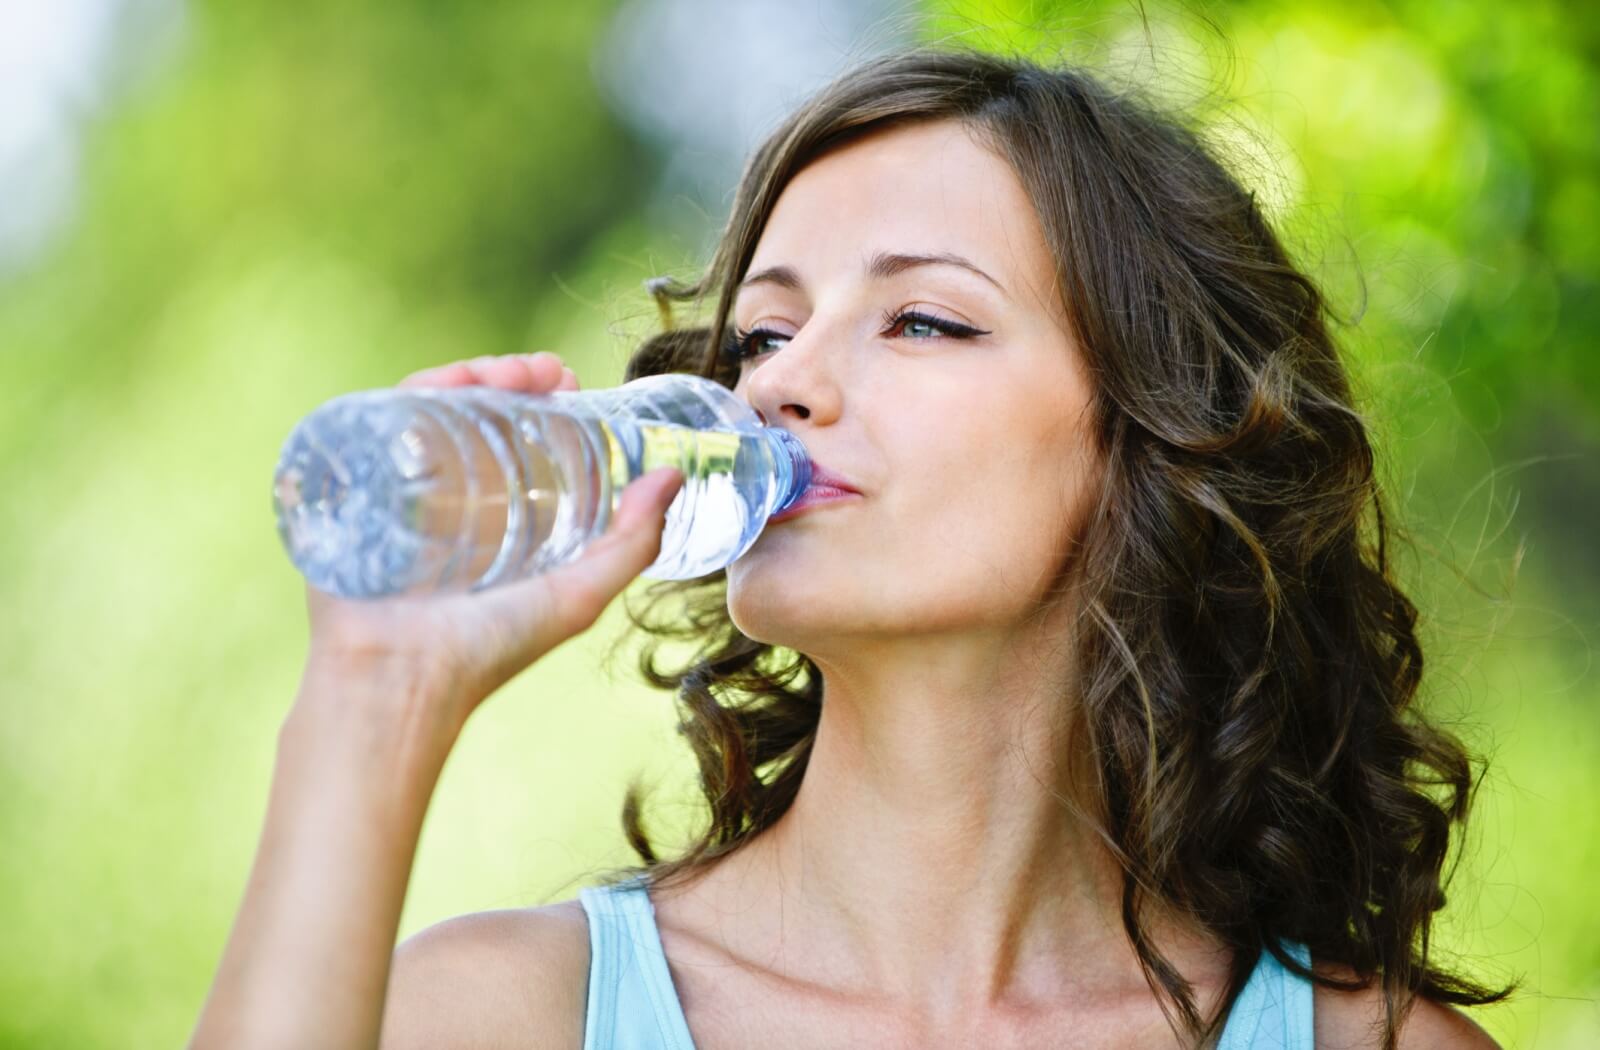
[747,120,1058,309]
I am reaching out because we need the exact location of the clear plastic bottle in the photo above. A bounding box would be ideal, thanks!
[271,372,812,599]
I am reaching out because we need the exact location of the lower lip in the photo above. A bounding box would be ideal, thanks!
[768,485,861,524]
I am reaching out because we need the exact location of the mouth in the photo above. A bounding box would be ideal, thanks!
[769,484,862,524]
[800,461,861,495]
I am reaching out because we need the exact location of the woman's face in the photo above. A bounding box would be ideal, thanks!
[727,118,1100,652]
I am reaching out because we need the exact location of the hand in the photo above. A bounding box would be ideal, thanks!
[299,352,683,731]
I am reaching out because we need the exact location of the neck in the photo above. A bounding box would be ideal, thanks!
[791,666,1106,987]
[676,623,1228,1025]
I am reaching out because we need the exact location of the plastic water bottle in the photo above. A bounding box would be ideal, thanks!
[271,372,812,599]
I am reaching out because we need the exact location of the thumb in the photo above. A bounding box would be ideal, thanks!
[544,466,685,624]
[449,467,685,700]
[611,466,685,542]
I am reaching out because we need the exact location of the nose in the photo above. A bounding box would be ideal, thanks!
[741,328,840,429]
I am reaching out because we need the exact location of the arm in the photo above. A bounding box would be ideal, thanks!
[1396,1001,1501,1050]
[187,351,683,1049]
[187,659,463,1049]
[1314,977,1503,1049]
[380,905,591,1049]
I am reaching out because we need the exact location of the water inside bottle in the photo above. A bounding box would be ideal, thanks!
[274,391,786,597]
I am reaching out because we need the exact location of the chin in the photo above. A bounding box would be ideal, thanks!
[726,567,841,644]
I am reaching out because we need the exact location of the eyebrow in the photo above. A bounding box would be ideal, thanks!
[738,250,1008,298]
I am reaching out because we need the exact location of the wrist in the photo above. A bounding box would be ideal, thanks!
[283,655,471,786]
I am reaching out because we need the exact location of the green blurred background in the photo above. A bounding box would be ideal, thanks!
[1,0,1594,1046]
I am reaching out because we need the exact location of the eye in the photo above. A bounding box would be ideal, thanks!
[729,326,790,363]
[880,307,989,341]
[723,308,991,363]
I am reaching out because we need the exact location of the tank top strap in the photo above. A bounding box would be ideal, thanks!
[1216,940,1315,1050]
[577,875,698,1050]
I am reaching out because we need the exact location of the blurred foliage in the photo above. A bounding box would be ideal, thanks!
[0,0,1594,1047]
[930,0,1600,427]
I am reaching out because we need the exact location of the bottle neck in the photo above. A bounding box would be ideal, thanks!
[765,428,812,514]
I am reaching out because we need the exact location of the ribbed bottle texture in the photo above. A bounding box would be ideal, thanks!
[271,373,811,599]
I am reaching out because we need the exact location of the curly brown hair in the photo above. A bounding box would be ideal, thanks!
[594,46,1512,1049]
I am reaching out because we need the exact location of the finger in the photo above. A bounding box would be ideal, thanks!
[557,366,580,392]
[398,361,480,389]
[450,468,683,693]
[609,467,684,536]
[466,355,540,390]
[562,467,684,619]
[400,354,568,391]
[515,353,566,391]
[463,353,568,393]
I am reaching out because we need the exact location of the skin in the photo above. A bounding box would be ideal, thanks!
[193,120,1498,1049]
[643,118,1500,1048]
[188,352,684,1050]
[651,116,1199,1044]
[719,116,1116,1003]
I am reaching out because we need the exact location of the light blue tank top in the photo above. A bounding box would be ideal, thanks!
[578,876,1313,1049]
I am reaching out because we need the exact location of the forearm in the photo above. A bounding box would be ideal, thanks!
[189,665,462,1050]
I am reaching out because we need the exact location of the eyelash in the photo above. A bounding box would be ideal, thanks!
[725,308,990,361]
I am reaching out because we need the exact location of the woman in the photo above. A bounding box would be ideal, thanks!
[191,48,1510,1048]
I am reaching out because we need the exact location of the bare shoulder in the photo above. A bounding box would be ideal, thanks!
[380,900,591,1050]
[1312,963,1500,1050]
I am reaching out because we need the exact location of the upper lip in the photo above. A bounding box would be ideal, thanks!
[804,462,861,494]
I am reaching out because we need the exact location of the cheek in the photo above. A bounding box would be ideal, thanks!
[885,424,1084,614]
[889,435,1062,595]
